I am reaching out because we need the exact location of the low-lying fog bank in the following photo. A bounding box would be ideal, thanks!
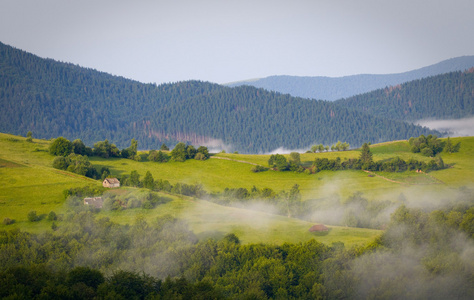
[416,116,474,137]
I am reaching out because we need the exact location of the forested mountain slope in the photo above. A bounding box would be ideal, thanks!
[0,42,439,153]
[335,69,474,122]
[227,56,474,101]
[146,86,439,153]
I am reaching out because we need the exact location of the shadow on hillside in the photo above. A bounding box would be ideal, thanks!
[310,228,332,236]
[195,230,226,241]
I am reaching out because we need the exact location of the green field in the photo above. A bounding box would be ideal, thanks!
[1,133,473,246]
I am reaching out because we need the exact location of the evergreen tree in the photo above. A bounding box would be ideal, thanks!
[286,184,301,217]
[130,138,138,157]
[453,141,461,152]
[359,143,373,169]
[129,170,140,187]
[142,171,154,189]
[444,137,453,153]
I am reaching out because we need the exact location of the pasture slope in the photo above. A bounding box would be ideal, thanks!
[1,132,473,246]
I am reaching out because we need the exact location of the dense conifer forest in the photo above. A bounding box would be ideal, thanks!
[335,69,474,121]
[0,42,440,153]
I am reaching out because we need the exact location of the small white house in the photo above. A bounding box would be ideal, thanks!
[103,177,120,188]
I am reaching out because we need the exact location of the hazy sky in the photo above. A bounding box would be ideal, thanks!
[1,0,473,84]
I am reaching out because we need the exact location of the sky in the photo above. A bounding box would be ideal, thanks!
[1,0,473,85]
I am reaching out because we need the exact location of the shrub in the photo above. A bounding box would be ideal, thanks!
[251,165,267,173]
[27,210,38,222]
[194,152,206,160]
[26,131,33,143]
[49,137,73,156]
[421,147,433,157]
[47,211,57,221]
[3,217,15,225]
[149,150,168,162]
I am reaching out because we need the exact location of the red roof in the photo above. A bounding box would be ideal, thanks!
[309,224,329,232]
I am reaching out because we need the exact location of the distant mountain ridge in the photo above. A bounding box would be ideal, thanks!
[226,56,474,101]
[0,41,440,153]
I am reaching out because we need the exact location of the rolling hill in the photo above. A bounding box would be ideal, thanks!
[0,132,383,246]
[226,56,474,101]
[1,132,473,243]
[0,42,440,153]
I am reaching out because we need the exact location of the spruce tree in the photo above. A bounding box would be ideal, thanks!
[142,171,155,189]
[359,143,373,169]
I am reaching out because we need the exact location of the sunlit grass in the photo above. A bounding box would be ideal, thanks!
[96,194,381,247]
[1,132,472,246]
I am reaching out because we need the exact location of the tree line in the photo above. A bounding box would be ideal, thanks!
[409,134,461,156]
[267,139,449,174]
[48,135,210,179]
[310,141,350,152]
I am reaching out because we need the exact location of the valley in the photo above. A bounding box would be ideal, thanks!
[1,41,473,299]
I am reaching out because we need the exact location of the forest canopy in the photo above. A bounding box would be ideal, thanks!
[0,42,440,153]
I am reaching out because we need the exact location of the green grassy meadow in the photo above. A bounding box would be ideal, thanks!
[0,134,100,230]
[1,132,473,246]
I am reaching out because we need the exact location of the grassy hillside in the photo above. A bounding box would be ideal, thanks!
[99,194,380,246]
[92,138,473,201]
[1,133,473,246]
[0,135,100,227]
[0,133,382,246]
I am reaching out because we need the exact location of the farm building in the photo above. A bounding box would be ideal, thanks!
[83,197,104,209]
[103,177,120,188]
[309,224,329,232]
